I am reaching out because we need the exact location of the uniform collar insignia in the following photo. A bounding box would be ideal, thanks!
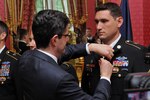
[116,56,127,60]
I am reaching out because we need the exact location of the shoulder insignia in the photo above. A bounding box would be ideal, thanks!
[62,62,70,68]
[125,40,141,50]
[6,50,21,60]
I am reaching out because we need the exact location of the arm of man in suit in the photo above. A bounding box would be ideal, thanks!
[88,43,114,60]
[57,58,113,100]
[60,43,114,63]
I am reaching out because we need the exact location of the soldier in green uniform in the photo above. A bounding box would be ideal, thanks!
[0,21,20,100]
[81,2,150,100]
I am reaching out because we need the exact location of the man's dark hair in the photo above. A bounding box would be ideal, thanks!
[0,21,8,41]
[95,2,122,19]
[18,28,28,40]
[32,10,70,49]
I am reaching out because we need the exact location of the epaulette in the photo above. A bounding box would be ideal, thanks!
[6,50,21,60]
[125,40,141,50]
[62,62,71,68]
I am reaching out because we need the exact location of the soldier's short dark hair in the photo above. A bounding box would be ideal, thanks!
[17,28,28,40]
[95,2,122,19]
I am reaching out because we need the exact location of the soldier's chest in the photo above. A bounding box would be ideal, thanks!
[111,53,133,78]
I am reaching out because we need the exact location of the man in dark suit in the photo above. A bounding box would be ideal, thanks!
[81,2,150,100]
[15,10,114,100]
[0,21,20,100]
[18,28,30,54]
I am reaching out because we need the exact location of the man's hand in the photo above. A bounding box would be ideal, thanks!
[99,58,113,79]
[88,43,114,60]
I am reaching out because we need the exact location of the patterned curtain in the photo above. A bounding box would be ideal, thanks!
[22,0,35,34]
[0,0,35,51]
[68,0,88,43]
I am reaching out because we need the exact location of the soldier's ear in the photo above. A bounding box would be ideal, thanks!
[116,16,123,28]
[0,32,7,41]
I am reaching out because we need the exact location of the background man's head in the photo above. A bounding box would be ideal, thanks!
[18,28,29,43]
[85,27,92,37]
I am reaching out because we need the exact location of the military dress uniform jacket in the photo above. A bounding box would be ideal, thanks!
[0,47,20,100]
[15,43,111,100]
[81,37,150,100]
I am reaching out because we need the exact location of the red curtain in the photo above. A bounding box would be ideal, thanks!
[0,0,35,50]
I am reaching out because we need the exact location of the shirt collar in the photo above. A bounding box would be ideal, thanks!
[0,45,5,54]
[19,40,27,43]
[37,49,58,63]
[110,34,121,48]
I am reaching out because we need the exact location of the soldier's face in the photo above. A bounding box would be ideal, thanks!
[86,29,92,37]
[95,10,123,44]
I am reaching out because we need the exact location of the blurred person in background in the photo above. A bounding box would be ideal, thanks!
[18,28,30,54]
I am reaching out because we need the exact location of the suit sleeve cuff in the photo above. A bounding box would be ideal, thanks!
[100,76,111,84]
[86,43,90,54]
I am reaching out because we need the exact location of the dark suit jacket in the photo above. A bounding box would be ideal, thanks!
[81,37,150,100]
[15,43,111,100]
[0,47,20,100]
